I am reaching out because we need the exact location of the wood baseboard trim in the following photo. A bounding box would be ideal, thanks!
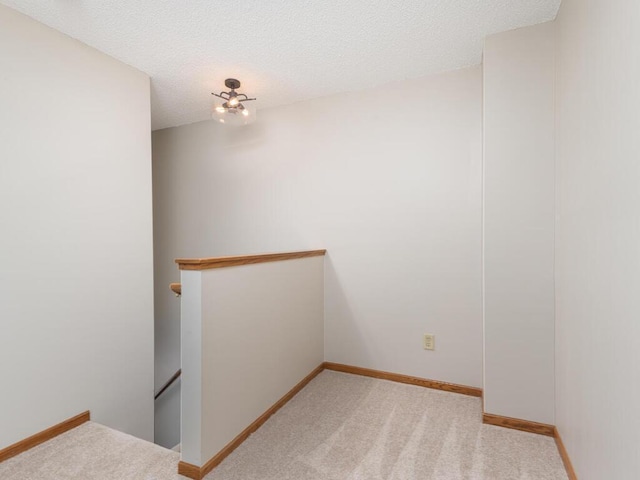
[482,412,555,437]
[554,427,578,479]
[323,362,483,397]
[178,364,325,480]
[177,460,202,479]
[0,411,90,463]
[482,409,576,478]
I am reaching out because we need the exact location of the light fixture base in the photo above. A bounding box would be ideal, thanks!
[225,78,241,89]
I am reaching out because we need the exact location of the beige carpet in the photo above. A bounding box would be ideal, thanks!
[206,371,568,480]
[0,371,568,479]
[0,422,182,480]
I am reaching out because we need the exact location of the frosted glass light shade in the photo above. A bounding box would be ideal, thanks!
[211,102,256,127]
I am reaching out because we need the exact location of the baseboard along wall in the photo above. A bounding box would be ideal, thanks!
[481,412,555,436]
[0,411,90,463]
[323,362,484,397]
[554,427,578,480]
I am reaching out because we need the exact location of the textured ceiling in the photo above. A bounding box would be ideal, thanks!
[1,1,561,130]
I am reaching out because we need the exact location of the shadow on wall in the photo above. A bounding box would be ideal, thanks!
[155,377,181,448]
[324,255,374,366]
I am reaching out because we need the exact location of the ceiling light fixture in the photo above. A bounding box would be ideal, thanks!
[211,78,256,126]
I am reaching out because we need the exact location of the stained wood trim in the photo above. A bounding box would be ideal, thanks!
[554,427,578,479]
[175,249,326,271]
[177,364,325,480]
[482,412,555,436]
[170,283,181,296]
[177,461,202,479]
[0,411,90,463]
[323,362,483,397]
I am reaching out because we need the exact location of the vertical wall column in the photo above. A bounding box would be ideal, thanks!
[179,270,204,466]
[483,22,556,424]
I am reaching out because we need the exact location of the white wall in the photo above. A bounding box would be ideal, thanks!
[152,68,484,451]
[199,257,324,464]
[483,22,556,424]
[555,0,640,478]
[0,5,154,447]
[178,257,324,465]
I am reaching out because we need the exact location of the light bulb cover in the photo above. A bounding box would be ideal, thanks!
[211,101,256,126]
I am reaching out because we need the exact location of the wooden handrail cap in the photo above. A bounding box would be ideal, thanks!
[175,249,326,271]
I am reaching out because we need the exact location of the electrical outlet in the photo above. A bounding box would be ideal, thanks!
[423,334,435,350]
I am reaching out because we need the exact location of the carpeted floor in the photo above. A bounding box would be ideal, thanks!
[0,370,568,480]
[0,422,182,480]
[206,371,568,480]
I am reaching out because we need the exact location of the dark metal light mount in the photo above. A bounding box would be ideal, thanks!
[211,78,256,112]
[225,78,241,89]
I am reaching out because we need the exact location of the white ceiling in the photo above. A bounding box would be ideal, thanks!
[1,1,561,130]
